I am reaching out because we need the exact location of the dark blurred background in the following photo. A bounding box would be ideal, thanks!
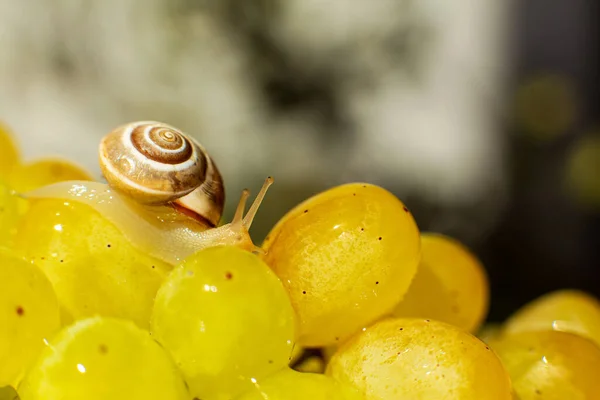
[0,0,598,322]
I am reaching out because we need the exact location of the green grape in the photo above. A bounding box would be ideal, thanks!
[18,316,189,400]
[503,289,600,347]
[235,368,361,400]
[13,198,172,328]
[326,318,513,400]
[392,233,489,333]
[0,249,60,388]
[0,183,21,246]
[489,330,600,399]
[262,183,421,347]
[151,246,296,400]
[0,122,20,179]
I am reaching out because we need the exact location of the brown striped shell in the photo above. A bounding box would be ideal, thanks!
[98,121,224,227]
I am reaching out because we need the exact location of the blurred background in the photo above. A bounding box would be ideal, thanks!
[0,0,598,322]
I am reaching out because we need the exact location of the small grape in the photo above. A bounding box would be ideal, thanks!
[262,183,421,347]
[326,318,513,400]
[0,249,60,388]
[489,330,600,399]
[477,323,502,345]
[7,158,92,193]
[0,122,20,179]
[235,368,361,400]
[13,199,172,328]
[151,246,296,400]
[293,355,325,374]
[18,317,189,400]
[392,233,489,333]
[503,289,600,347]
[0,183,21,246]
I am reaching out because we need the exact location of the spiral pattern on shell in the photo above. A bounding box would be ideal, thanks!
[98,121,219,208]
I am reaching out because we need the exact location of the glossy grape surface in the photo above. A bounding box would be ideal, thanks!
[235,368,361,400]
[262,183,421,347]
[392,233,489,332]
[0,183,21,246]
[7,158,92,193]
[18,317,189,400]
[489,330,600,399]
[13,199,172,328]
[503,289,600,347]
[0,123,19,179]
[326,318,513,400]
[151,246,296,400]
[0,249,60,387]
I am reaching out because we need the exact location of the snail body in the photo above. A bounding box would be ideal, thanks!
[23,121,271,265]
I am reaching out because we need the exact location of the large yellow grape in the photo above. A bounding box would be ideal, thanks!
[13,199,172,328]
[151,246,296,400]
[489,330,600,399]
[235,368,361,400]
[0,249,60,387]
[262,183,421,347]
[7,158,93,193]
[326,318,513,400]
[503,289,600,347]
[392,233,489,332]
[0,123,20,179]
[0,183,21,247]
[18,317,189,400]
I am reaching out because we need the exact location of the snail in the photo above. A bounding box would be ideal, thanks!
[23,121,272,265]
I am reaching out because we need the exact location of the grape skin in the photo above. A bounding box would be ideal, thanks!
[18,317,190,400]
[151,246,296,400]
[262,183,421,348]
[0,249,60,388]
[326,317,513,400]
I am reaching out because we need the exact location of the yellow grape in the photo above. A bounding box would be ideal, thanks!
[0,183,21,246]
[289,344,304,366]
[489,330,600,399]
[13,198,172,328]
[477,323,502,345]
[151,246,296,400]
[503,289,600,347]
[18,317,189,400]
[0,385,18,400]
[235,368,361,400]
[326,318,513,400]
[262,183,421,347]
[0,122,20,179]
[7,158,93,193]
[392,233,489,332]
[0,249,60,387]
[293,355,325,374]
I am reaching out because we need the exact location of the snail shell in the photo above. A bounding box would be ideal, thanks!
[99,121,224,227]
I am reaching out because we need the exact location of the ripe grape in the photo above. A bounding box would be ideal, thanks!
[0,183,21,246]
[392,233,489,333]
[235,368,361,400]
[18,317,189,400]
[262,183,420,347]
[13,198,172,328]
[151,246,296,400]
[477,323,502,345]
[0,122,19,179]
[489,330,600,399]
[7,158,93,193]
[0,249,60,388]
[503,289,600,347]
[326,318,513,400]
[293,355,325,374]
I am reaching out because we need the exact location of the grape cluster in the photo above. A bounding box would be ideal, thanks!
[2,122,600,399]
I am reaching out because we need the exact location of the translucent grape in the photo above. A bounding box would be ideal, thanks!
[151,246,296,400]
[13,198,172,328]
[477,323,502,345]
[293,355,325,374]
[0,183,21,246]
[0,249,60,387]
[503,289,600,347]
[0,122,19,179]
[392,233,489,332]
[326,318,513,400]
[7,158,93,193]
[262,183,421,347]
[489,330,600,399]
[235,368,361,400]
[18,317,189,400]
